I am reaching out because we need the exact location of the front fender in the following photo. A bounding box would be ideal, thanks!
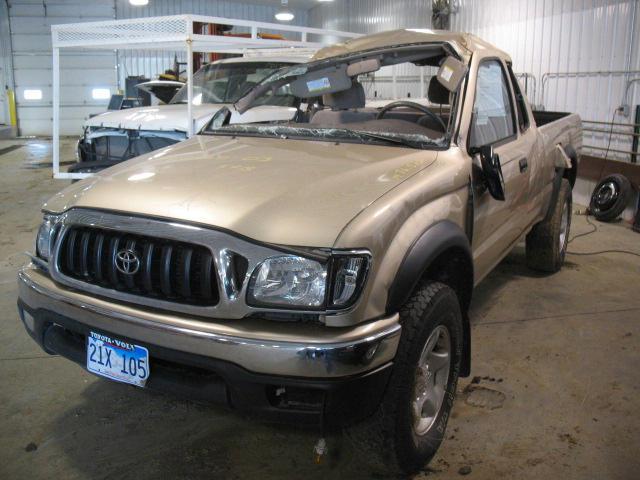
[386,220,473,377]
[386,220,472,313]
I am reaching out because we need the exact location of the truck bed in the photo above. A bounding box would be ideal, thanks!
[532,110,572,127]
[533,110,582,155]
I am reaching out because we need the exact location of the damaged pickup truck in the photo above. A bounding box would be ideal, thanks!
[73,55,306,173]
[18,30,580,473]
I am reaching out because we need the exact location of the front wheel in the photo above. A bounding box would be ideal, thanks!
[346,281,463,475]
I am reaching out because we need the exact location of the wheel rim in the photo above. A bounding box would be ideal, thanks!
[412,325,451,436]
[594,182,618,211]
[559,200,569,253]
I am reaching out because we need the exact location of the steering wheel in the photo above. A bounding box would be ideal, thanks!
[376,100,446,132]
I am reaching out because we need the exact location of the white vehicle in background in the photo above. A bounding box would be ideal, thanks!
[73,56,307,174]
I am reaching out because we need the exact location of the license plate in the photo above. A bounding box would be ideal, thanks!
[86,331,150,387]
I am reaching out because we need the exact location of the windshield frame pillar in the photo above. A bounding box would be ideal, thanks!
[186,31,194,137]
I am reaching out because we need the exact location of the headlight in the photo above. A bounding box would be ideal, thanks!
[248,255,327,308]
[35,214,60,261]
[247,252,369,310]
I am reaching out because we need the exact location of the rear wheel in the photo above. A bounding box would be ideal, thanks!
[346,281,463,475]
[526,178,572,272]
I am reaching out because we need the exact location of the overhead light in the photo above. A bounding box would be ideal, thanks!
[275,0,294,22]
[318,0,334,2]
[129,0,149,6]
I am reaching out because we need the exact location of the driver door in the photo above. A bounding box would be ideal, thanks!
[468,59,531,281]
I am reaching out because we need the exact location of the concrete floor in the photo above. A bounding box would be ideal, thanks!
[1,138,639,479]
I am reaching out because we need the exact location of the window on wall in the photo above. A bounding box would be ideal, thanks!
[92,88,111,100]
[23,89,43,100]
[469,60,516,148]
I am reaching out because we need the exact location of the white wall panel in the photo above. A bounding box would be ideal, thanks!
[309,0,432,34]
[8,0,116,136]
[451,0,640,161]
[309,0,433,100]
[115,0,310,88]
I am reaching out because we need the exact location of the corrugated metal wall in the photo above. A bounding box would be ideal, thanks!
[309,0,432,35]
[450,0,640,161]
[7,0,116,136]
[115,0,309,91]
[308,0,434,100]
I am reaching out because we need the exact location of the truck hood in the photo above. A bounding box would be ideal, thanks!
[84,104,298,133]
[44,135,438,247]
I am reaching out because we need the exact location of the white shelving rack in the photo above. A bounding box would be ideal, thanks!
[51,14,360,179]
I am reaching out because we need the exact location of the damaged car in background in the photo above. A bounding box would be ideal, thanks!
[72,56,307,174]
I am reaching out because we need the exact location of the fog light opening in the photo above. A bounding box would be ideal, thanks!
[21,309,35,333]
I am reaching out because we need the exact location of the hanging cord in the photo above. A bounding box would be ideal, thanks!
[595,108,620,182]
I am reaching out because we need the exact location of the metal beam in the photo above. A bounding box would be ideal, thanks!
[52,47,60,177]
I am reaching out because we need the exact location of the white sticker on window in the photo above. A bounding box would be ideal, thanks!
[440,65,454,83]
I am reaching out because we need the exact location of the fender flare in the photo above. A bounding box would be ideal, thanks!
[386,220,473,313]
[544,144,577,222]
[386,220,473,376]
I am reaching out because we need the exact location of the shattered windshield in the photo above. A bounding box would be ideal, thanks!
[209,124,448,149]
[204,44,466,150]
[170,61,297,105]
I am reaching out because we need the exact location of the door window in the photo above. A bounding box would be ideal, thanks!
[469,60,516,148]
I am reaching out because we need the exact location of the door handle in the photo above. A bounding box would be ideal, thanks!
[519,157,528,173]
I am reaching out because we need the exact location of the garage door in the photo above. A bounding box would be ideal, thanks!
[9,0,116,136]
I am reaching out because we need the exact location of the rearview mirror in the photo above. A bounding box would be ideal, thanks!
[477,145,505,201]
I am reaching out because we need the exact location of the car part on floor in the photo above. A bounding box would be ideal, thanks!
[589,174,632,222]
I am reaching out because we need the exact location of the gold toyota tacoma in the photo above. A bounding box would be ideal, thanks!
[18,30,581,473]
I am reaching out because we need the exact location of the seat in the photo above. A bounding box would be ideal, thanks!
[417,77,450,132]
[427,76,450,105]
[310,81,373,125]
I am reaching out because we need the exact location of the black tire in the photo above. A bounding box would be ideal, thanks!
[526,178,572,272]
[589,174,631,222]
[346,281,463,475]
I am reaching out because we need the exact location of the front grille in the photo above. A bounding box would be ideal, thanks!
[58,226,219,306]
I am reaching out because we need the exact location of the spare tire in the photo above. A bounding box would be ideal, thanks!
[589,174,632,222]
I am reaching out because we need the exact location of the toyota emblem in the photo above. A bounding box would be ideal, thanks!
[115,249,140,275]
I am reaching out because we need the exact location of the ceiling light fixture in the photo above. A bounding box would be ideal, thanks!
[129,0,149,6]
[275,0,294,22]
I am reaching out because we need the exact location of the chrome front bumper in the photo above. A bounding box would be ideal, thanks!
[17,265,401,378]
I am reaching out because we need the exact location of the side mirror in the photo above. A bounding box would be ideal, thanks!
[477,145,506,201]
[205,106,232,132]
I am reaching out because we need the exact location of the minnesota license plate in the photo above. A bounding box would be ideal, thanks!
[86,331,150,387]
